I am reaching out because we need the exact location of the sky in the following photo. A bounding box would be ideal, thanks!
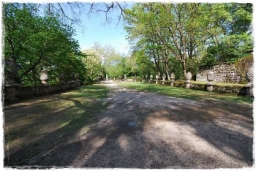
[2,0,252,57]
[68,0,253,56]
[73,3,133,56]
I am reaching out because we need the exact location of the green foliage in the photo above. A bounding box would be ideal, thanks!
[186,58,200,78]
[168,57,184,80]
[203,33,252,64]
[88,43,136,79]
[82,49,103,83]
[201,46,218,66]
[224,3,252,35]
[130,50,155,78]
[124,3,219,77]
[202,3,253,64]
[3,3,85,86]
[124,3,253,79]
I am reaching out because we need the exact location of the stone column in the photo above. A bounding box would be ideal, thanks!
[39,69,50,95]
[150,74,153,83]
[170,73,175,86]
[245,67,253,96]
[5,85,18,103]
[156,75,159,84]
[185,72,192,88]
[162,74,166,85]
[40,69,49,85]
[206,71,215,92]
[70,72,75,81]
[59,72,65,84]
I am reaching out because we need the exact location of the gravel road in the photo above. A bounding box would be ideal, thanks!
[68,83,253,168]
[5,82,254,168]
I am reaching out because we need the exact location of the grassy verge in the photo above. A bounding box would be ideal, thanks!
[189,81,246,87]
[117,82,253,105]
[4,84,109,165]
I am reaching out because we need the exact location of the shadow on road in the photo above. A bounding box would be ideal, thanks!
[3,84,253,168]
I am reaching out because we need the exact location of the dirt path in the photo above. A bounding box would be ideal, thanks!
[4,82,254,168]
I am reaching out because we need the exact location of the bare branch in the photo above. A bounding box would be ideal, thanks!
[115,1,126,26]
[57,3,74,22]
[87,2,95,15]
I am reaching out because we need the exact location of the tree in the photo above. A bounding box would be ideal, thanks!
[3,3,85,85]
[88,43,132,79]
[82,49,103,82]
[124,3,253,79]
[202,3,253,64]
[3,2,133,85]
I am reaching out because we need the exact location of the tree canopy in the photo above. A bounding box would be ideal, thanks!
[3,2,252,85]
[3,2,133,85]
[124,3,253,79]
[84,43,136,80]
[3,3,85,85]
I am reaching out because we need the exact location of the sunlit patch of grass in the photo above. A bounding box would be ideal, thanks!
[76,126,91,137]
[117,82,253,105]
[4,85,110,164]
[61,84,109,99]
[59,121,71,128]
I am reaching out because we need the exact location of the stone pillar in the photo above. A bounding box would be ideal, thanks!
[206,71,215,92]
[40,69,49,85]
[162,74,166,85]
[71,81,76,88]
[185,72,192,88]
[170,73,175,86]
[150,74,153,83]
[59,72,65,83]
[156,75,159,84]
[70,72,75,81]
[77,79,81,87]
[5,85,18,102]
[245,67,253,96]
[141,75,145,82]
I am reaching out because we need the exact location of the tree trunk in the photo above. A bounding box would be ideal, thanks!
[182,59,186,78]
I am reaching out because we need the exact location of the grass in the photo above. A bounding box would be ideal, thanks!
[4,84,109,165]
[117,82,253,105]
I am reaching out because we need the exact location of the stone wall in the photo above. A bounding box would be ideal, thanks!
[151,80,247,95]
[196,63,252,84]
[4,81,82,105]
